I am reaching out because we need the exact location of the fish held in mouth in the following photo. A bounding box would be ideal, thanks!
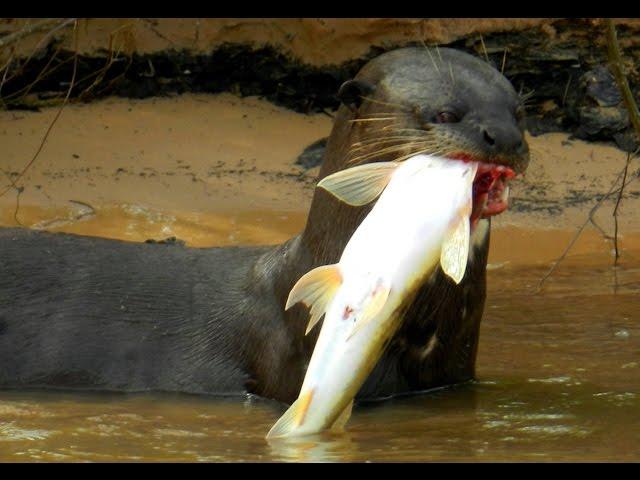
[266,154,483,439]
[470,162,516,226]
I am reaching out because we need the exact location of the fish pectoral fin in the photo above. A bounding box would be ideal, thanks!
[285,264,343,335]
[440,161,478,284]
[440,214,471,285]
[266,389,315,439]
[330,400,354,432]
[317,161,399,206]
[347,284,390,340]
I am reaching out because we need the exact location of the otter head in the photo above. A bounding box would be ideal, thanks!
[319,47,530,225]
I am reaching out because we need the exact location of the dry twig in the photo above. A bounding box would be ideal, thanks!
[536,19,640,290]
[0,20,79,199]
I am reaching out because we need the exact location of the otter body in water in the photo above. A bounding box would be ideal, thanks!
[0,47,529,404]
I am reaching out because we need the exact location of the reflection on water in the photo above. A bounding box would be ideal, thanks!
[0,207,639,461]
[1,263,638,462]
[0,204,308,248]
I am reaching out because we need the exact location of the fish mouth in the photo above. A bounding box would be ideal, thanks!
[446,153,517,223]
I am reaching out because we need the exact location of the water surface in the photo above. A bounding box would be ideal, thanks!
[1,259,638,462]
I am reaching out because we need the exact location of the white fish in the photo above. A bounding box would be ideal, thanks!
[266,154,478,439]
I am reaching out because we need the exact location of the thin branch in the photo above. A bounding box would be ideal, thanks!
[535,166,628,293]
[0,20,79,198]
[0,18,76,87]
[139,18,175,46]
[0,53,13,106]
[562,74,572,107]
[606,19,640,141]
[478,34,490,63]
[604,19,640,266]
[0,19,60,49]
[0,40,67,103]
[613,151,633,265]
[13,186,24,226]
[500,48,508,75]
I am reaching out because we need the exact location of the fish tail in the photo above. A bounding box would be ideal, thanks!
[266,389,315,439]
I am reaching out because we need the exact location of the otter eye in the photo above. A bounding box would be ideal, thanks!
[435,111,460,124]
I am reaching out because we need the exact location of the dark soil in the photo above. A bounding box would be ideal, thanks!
[2,19,640,151]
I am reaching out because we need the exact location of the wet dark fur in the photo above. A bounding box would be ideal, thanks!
[0,48,528,404]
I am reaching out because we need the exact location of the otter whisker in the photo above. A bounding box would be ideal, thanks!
[435,45,444,65]
[357,112,411,118]
[562,74,572,106]
[391,146,455,164]
[478,34,490,63]
[350,141,428,158]
[347,142,432,165]
[353,133,430,141]
[519,87,535,105]
[349,137,428,150]
[501,48,508,75]
[425,47,440,73]
[360,96,411,111]
[379,123,408,132]
[350,135,432,148]
[348,147,418,165]
[385,127,434,135]
[350,117,402,123]
[347,142,426,159]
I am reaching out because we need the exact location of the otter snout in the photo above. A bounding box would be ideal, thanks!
[480,122,529,174]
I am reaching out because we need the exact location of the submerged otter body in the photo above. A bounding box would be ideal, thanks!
[0,48,529,404]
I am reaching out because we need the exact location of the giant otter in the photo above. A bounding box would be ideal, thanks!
[0,47,529,404]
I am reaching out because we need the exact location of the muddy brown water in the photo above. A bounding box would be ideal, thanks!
[0,208,639,462]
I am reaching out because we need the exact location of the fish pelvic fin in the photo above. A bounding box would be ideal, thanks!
[266,389,315,439]
[440,163,477,284]
[347,282,390,341]
[285,264,343,335]
[317,161,400,206]
[440,214,471,284]
[330,400,354,433]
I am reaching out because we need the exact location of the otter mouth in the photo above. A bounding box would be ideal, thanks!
[446,153,517,223]
[471,162,516,222]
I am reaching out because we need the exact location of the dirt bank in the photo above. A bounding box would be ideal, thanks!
[0,18,561,66]
[3,18,640,149]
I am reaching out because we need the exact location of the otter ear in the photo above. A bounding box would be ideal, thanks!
[338,79,376,112]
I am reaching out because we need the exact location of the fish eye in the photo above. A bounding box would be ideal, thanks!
[435,111,460,124]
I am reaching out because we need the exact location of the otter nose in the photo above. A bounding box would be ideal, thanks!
[482,125,526,156]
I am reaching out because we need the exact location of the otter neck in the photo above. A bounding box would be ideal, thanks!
[300,106,377,266]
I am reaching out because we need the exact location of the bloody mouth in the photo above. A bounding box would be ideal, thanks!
[471,162,516,222]
[447,153,517,225]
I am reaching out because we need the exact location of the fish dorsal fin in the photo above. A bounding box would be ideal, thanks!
[330,400,354,432]
[266,389,315,439]
[440,163,477,284]
[440,215,470,284]
[285,264,343,335]
[317,161,400,206]
[346,283,390,341]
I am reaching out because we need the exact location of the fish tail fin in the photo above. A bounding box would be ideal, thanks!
[330,400,354,433]
[286,264,343,335]
[266,390,315,439]
[317,161,399,206]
